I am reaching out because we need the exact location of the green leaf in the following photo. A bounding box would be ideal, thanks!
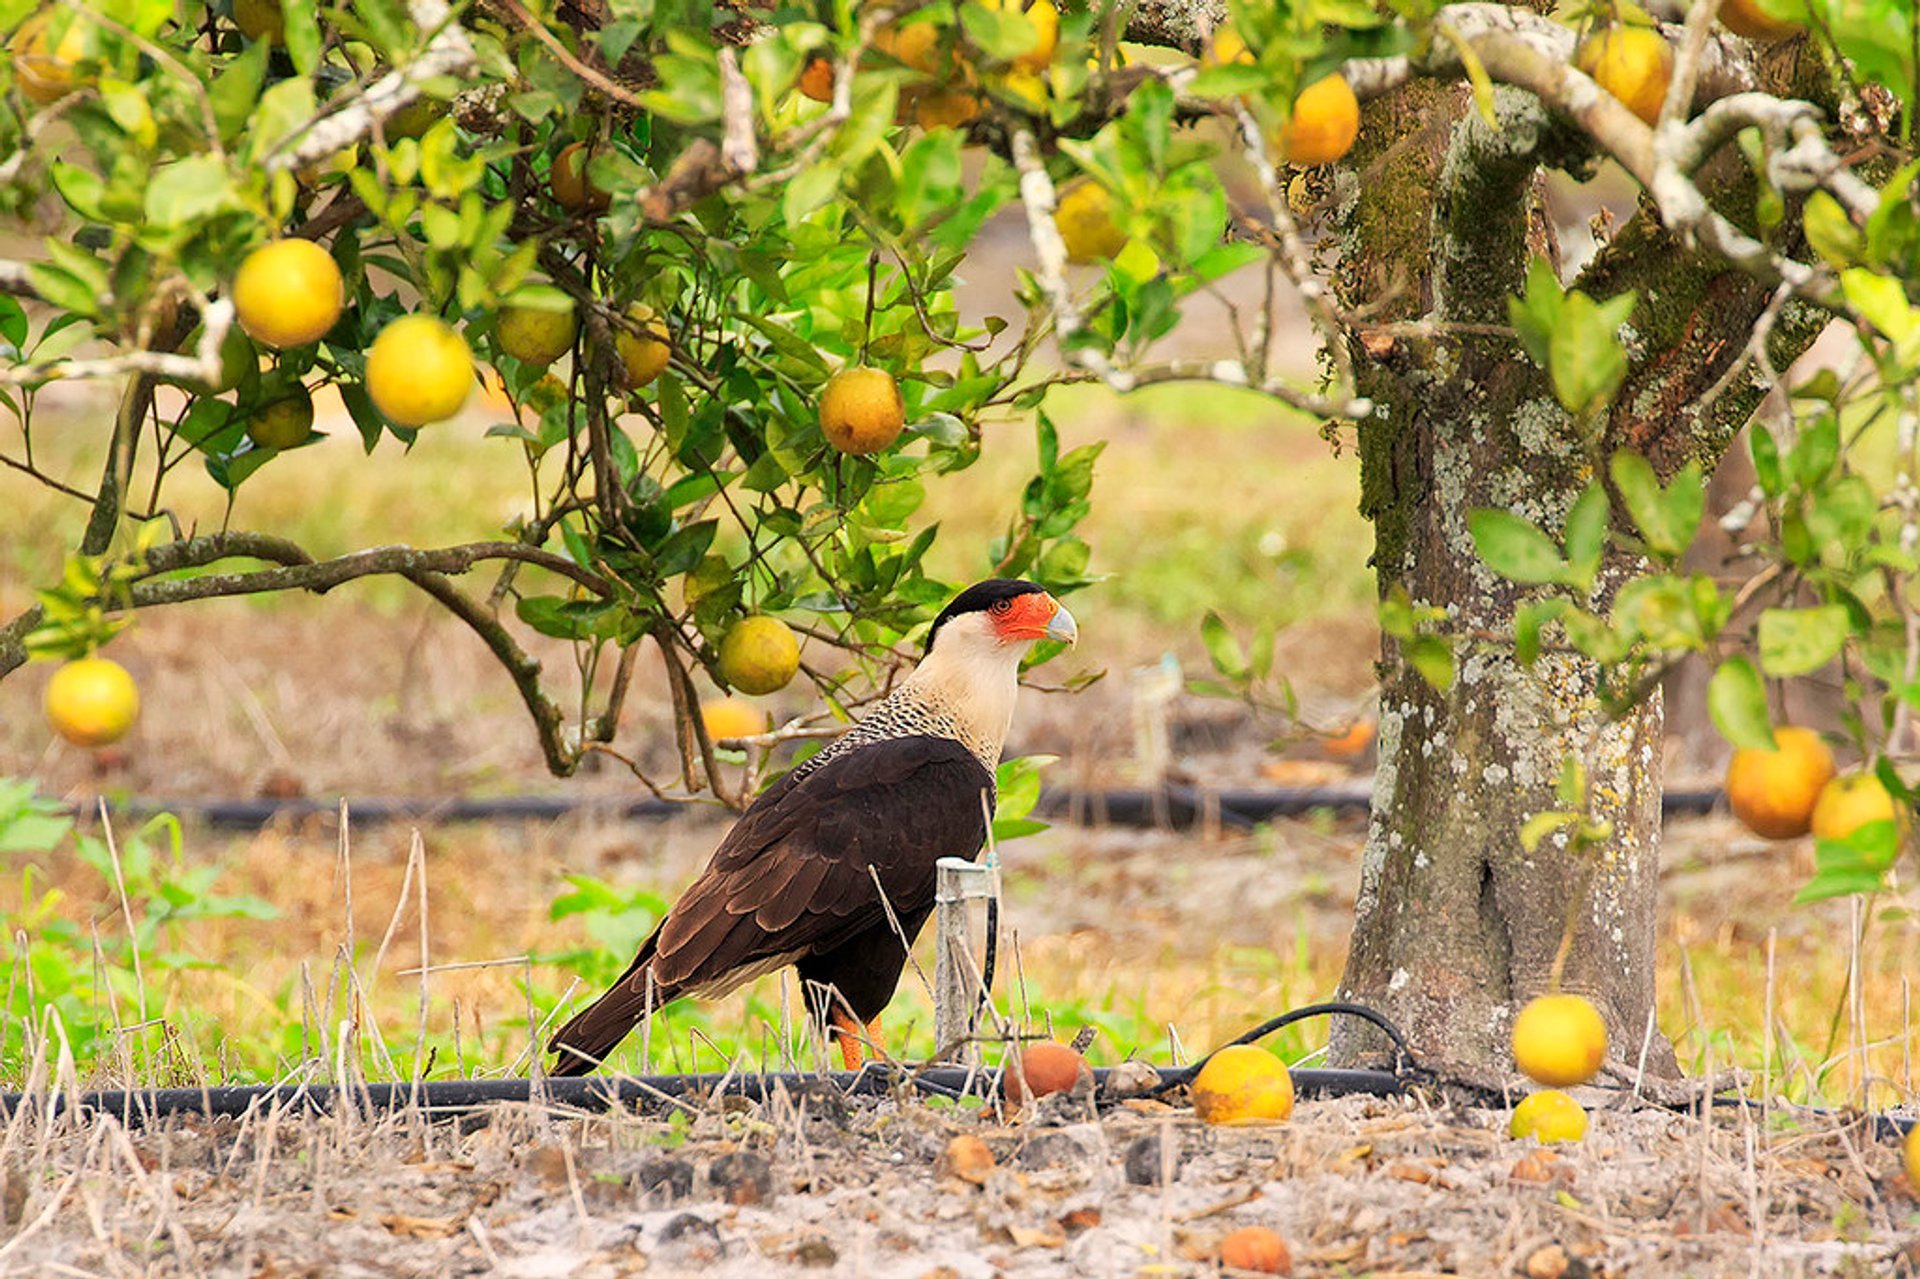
[1467,509,1568,585]
[1200,610,1247,680]
[1549,290,1635,417]
[1520,810,1579,854]
[1757,605,1851,677]
[1406,634,1454,692]
[1514,598,1569,666]
[1609,451,1687,558]
[145,155,236,228]
[1803,190,1865,268]
[1507,256,1560,368]
[209,38,270,139]
[1561,482,1609,591]
[1707,656,1773,751]
[1750,423,1782,497]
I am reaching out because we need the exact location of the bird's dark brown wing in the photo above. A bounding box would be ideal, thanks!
[549,735,993,1074]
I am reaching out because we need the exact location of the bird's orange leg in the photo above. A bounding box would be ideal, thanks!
[827,1010,892,1070]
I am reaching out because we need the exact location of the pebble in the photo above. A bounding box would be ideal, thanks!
[1123,1132,1182,1186]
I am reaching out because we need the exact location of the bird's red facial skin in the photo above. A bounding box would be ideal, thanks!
[989,592,1059,643]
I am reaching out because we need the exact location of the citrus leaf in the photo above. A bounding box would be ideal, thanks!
[1468,509,1568,584]
[1707,656,1773,751]
[1757,605,1850,677]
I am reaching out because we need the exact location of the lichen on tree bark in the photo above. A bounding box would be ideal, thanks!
[1327,69,1821,1073]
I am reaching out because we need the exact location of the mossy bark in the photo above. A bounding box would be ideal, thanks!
[1328,82,1820,1073]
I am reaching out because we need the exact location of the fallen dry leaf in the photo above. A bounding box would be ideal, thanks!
[937,1134,995,1187]
[1510,1150,1572,1186]
[1006,1223,1066,1249]
[1059,1206,1102,1232]
[380,1212,464,1239]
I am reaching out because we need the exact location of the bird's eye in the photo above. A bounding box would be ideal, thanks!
[989,598,1014,615]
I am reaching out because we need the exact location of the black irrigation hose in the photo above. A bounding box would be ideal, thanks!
[66,786,1729,832]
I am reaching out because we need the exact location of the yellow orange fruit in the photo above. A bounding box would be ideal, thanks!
[1323,717,1377,761]
[1278,75,1360,166]
[247,387,315,450]
[550,142,610,214]
[614,304,671,389]
[1575,26,1675,128]
[717,616,801,695]
[1209,26,1253,66]
[1810,772,1905,865]
[1510,1089,1588,1143]
[1720,0,1802,40]
[232,240,344,350]
[1726,726,1835,840]
[1002,1041,1091,1103]
[700,698,764,742]
[799,55,835,103]
[1511,993,1608,1087]
[1191,1044,1294,1125]
[45,657,140,748]
[232,0,284,43]
[496,302,578,368]
[365,315,472,426]
[1218,1226,1291,1275]
[1054,181,1128,263]
[819,367,906,455]
[1906,1124,1919,1188]
[875,20,943,74]
[10,13,90,105]
[983,0,1058,73]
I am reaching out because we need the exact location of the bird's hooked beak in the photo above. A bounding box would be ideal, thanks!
[1044,600,1078,646]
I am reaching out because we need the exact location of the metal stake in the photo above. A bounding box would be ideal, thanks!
[933,856,997,1066]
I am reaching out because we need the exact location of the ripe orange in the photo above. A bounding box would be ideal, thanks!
[819,367,906,455]
[496,302,578,368]
[1054,181,1128,263]
[365,315,472,426]
[1720,0,1802,40]
[1218,1225,1291,1274]
[614,304,671,389]
[798,55,835,103]
[982,0,1058,73]
[1510,1089,1587,1143]
[232,0,284,43]
[1191,1044,1294,1125]
[247,387,315,450]
[1278,75,1360,166]
[914,88,981,131]
[1907,1124,1919,1189]
[1726,726,1835,840]
[550,142,610,214]
[1810,772,1905,865]
[1323,717,1377,761]
[700,698,764,742]
[1208,26,1253,66]
[874,20,943,75]
[1511,993,1607,1087]
[1575,26,1675,127]
[232,240,344,350]
[45,657,140,747]
[1002,1041,1091,1103]
[717,616,801,695]
[10,13,90,105]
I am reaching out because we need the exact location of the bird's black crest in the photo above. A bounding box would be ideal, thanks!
[926,579,1046,651]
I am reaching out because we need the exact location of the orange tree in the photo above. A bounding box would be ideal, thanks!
[0,0,1913,1073]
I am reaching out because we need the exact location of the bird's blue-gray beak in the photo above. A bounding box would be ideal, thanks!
[1046,603,1078,645]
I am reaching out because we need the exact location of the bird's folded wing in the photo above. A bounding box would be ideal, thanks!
[646,734,994,994]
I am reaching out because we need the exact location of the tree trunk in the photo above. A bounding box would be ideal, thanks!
[1324,79,1824,1072]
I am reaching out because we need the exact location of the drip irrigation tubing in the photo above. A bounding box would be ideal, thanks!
[5,1001,1905,1141]
[65,785,1727,832]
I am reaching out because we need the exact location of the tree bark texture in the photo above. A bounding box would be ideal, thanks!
[1326,79,1824,1073]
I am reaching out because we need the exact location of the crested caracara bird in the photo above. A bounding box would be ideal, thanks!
[549,578,1077,1075]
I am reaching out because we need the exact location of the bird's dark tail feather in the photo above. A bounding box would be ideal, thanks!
[548,947,672,1076]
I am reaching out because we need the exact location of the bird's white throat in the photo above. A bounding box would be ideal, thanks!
[900,611,1030,769]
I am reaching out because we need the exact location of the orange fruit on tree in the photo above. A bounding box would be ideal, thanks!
[365,315,472,426]
[1323,717,1377,761]
[1720,0,1802,41]
[1511,993,1607,1087]
[1510,1089,1587,1143]
[1218,1225,1292,1275]
[45,657,140,748]
[550,142,610,214]
[798,55,835,103]
[1907,1124,1920,1189]
[1208,25,1253,66]
[247,387,315,450]
[614,304,671,389]
[1277,75,1360,166]
[232,240,344,350]
[982,0,1058,73]
[10,12,90,105]
[1575,26,1674,127]
[496,302,578,368]
[1054,181,1128,263]
[1191,1044,1294,1125]
[700,698,764,742]
[717,616,801,695]
[1002,1041,1091,1103]
[1810,772,1905,864]
[874,20,944,75]
[1726,725,1835,840]
[819,366,906,455]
